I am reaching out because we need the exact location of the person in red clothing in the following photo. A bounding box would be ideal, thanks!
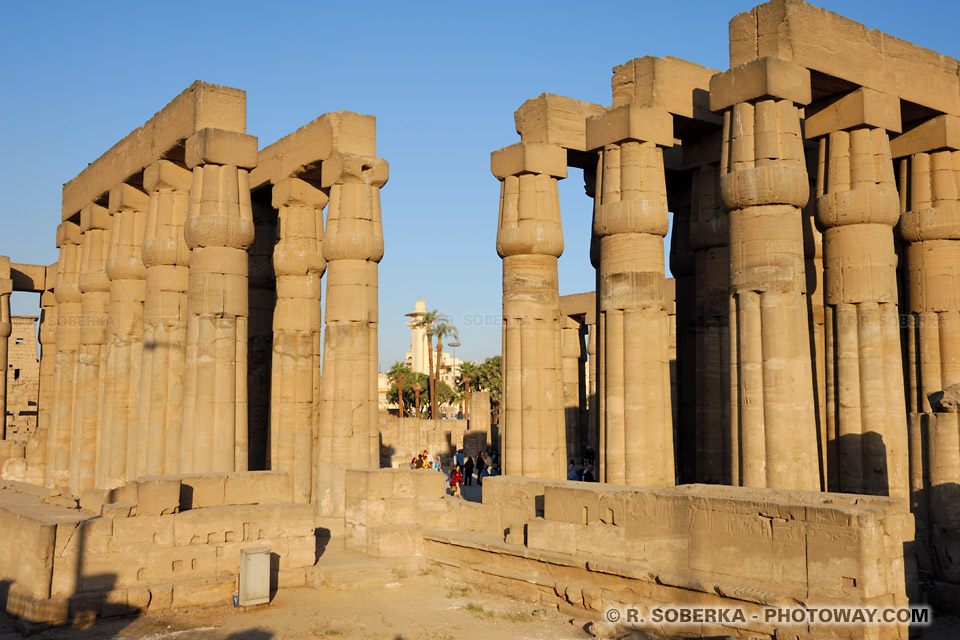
[450,464,463,498]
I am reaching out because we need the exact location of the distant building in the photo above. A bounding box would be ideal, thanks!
[404,299,461,388]
[5,315,39,439]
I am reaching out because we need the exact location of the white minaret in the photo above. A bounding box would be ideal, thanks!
[405,299,429,374]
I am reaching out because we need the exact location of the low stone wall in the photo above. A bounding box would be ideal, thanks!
[427,478,913,639]
[339,472,915,640]
[0,472,317,626]
[378,418,489,468]
[344,468,447,558]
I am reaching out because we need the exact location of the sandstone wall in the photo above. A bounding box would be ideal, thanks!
[0,471,315,625]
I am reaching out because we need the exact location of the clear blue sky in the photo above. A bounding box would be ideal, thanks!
[2,1,957,368]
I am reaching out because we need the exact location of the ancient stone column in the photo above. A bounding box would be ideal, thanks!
[493,142,567,479]
[711,57,820,491]
[890,114,960,578]
[687,151,732,485]
[71,203,111,493]
[46,220,83,489]
[805,87,909,502]
[98,185,148,489]
[316,153,387,515]
[270,177,327,504]
[179,129,258,474]
[27,267,58,484]
[586,104,675,486]
[137,160,192,477]
[560,315,581,462]
[0,258,10,439]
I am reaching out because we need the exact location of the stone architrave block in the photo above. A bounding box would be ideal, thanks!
[585,103,674,151]
[710,56,811,112]
[490,142,567,180]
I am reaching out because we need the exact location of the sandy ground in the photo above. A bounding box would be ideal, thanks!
[0,574,601,640]
[2,574,959,640]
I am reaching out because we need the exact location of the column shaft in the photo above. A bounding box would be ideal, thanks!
[99,185,148,488]
[71,203,111,493]
[594,139,674,486]
[495,143,567,480]
[46,221,83,489]
[137,160,192,477]
[719,96,820,491]
[270,177,326,503]
[316,154,387,515]
[179,129,258,474]
[816,125,908,501]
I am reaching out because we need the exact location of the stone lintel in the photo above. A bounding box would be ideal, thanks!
[513,94,607,152]
[804,87,902,139]
[890,114,960,158]
[613,56,722,127]
[729,0,960,116]
[710,56,811,112]
[62,81,246,220]
[559,291,596,325]
[80,203,111,233]
[9,264,48,293]
[185,129,259,170]
[272,177,328,209]
[585,104,674,151]
[108,184,150,214]
[249,112,377,190]
[490,142,567,180]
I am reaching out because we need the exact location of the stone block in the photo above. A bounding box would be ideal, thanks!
[367,526,421,558]
[249,111,377,188]
[62,81,246,218]
[729,0,960,116]
[709,56,811,112]
[223,471,292,506]
[271,176,328,208]
[79,488,109,514]
[285,535,318,568]
[101,502,135,518]
[147,583,173,610]
[513,93,607,151]
[144,545,218,584]
[136,477,181,516]
[804,87,901,139]
[173,506,249,546]
[111,514,175,549]
[490,142,567,180]
[891,114,960,158]
[9,263,48,293]
[143,158,192,192]
[504,522,526,546]
[612,56,722,123]
[179,473,227,509]
[526,518,577,555]
[246,503,314,540]
[186,128,258,169]
[108,183,149,214]
[171,575,236,608]
[319,152,388,187]
[585,103,674,150]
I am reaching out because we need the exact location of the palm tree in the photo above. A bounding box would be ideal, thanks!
[432,321,458,421]
[412,309,451,419]
[457,361,482,420]
[387,361,411,417]
[412,381,423,419]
